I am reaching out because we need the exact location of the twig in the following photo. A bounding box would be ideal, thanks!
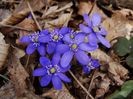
[0,74,11,82]
[69,70,94,99]
[88,0,96,16]
[25,55,30,68]
[86,70,97,99]
[27,1,42,31]
[0,24,33,32]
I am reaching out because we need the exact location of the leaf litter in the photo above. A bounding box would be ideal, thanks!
[0,0,133,99]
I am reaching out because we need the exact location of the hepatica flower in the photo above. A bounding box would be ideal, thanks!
[20,31,47,56]
[82,58,100,74]
[79,13,111,48]
[39,27,69,54]
[33,54,71,90]
[57,32,97,68]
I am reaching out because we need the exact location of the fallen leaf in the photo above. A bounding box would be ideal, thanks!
[0,32,9,70]
[42,85,75,99]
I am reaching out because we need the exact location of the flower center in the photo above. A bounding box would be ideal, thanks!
[70,34,74,39]
[50,67,56,73]
[53,35,59,40]
[93,27,99,32]
[72,44,78,49]
[84,36,89,43]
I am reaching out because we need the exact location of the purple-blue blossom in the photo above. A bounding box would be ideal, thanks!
[20,31,47,56]
[39,27,69,54]
[79,13,111,48]
[33,53,71,90]
[82,58,100,74]
[57,32,97,68]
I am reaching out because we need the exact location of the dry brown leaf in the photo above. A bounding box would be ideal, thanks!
[45,13,72,28]
[78,1,107,19]
[102,11,133,42]
[0,32,9,70]
[42,85,75,99]
[7,47,29,96]
[0,0,45,26]
[91,49,128,85]
[95,75,111,98]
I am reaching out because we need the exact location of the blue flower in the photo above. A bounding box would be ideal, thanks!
[79,13,111,48]
[39,27,69,54]
[33,53,71,90]
[20,31,48,56]
[82,58,100,74]
[57,32,97,68]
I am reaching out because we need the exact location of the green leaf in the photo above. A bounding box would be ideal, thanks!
[129,37,133,52]
[108,80,133,99]
[114,37,130,56]
[126,53,133,68]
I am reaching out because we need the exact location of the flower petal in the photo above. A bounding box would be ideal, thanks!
[99,27,107,36]
[88,33,98,46]
[47,42,56,54]
[74,33,85,44]
[79,43,98,52]
[97,33,111,48]
[52,75,62,90]
[57,73,71,82]
[40,57,51,67]
[63,34,72,43]
[52,53,61,65]
[82,65,91,74]
[61,51,74,68]
[26,43,36,54]
[40,75,52,87]
[38,35,50,43]
[33,68,47,76]
[75,50,90,65]
[20,35,30,43]
[79,24,92,33]
[37,44,46,56]
[56,44,69,54]
[91,13,101,27]
[40,29,49,35]
[59,27,69,34]
[59,65,71,73]
[83,13,91,26]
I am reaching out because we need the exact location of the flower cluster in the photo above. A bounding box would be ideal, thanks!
[20,13,110,90]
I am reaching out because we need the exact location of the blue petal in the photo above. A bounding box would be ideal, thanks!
[38,35,50,43]
[56,44,70,54]
[59,27,69,34]
[92,13,101,27]
[74,33,85,44]
[96,33,111,48]
[83,13,92,26]
[26,43,36,54]
[79,24,92,33]
[63,34,73,43]
[40,75,52,87]
[33,68,47,76]
[99,27,107,36]
[37,44,46,56]
[57,73,71,82]
[52,75,62,90]
[47,42,56,54]
[40,29,49,35]
[59,65,71,73]
[20,35,30,43]
[83,65,91,74]
[52,53,61,65]
[61,51,74,68]
[88,33,98,46]
[40,57,51,67]
[79,43,98,52]
[75,50,90,65]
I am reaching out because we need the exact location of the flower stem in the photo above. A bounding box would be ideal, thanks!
[69,70,94,99]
